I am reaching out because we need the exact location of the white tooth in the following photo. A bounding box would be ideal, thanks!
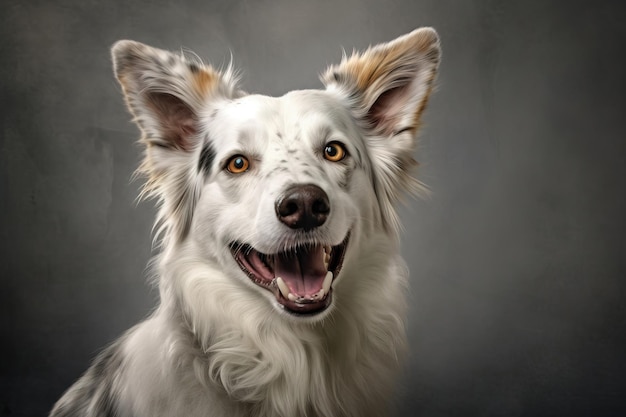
[315,288,325,299]
[288,293,297,301]
[322,271,333,294]
[276,277,290,299]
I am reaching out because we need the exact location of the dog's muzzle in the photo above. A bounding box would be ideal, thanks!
[230,184,348,316]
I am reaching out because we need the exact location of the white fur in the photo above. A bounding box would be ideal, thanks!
[51,28,440,417]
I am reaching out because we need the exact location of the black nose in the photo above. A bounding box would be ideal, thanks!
[276,184,330,230]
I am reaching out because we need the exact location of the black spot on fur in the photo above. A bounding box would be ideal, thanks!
[287,149,297,154]
[189,63,200,73]
[276,131,282,138]
[198,143,216,174]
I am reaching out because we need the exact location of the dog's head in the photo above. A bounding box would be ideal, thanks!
[112,28,440,320]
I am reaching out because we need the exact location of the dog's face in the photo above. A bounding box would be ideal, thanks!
[193,91,361,316]
[112,28,440,320]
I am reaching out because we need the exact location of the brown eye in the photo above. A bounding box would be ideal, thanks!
[226,155,250,173]
[323,142,347,162]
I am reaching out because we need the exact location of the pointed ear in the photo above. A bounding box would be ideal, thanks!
[111,41,241,243]
[322,27,440,137]
[322,28,441,234]
[112,40,239,150]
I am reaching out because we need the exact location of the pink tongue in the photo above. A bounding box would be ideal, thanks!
[274,246,326,296]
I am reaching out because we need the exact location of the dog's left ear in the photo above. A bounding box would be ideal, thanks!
[322,28,441,232]
[322,27,440,138]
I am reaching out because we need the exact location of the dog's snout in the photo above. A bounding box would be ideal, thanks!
[276,184,330,231]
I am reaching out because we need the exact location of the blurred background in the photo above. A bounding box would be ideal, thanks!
[2,0,625,416]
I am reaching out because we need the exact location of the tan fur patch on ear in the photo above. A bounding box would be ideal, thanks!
[323,28,440,135]
[355,29,438,91]
[193,68,219,97]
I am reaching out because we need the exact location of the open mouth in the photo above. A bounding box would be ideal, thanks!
[230,234,349,316]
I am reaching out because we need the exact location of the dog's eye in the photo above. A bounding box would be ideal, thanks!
[323,142,347,162]
[226,155,250,174]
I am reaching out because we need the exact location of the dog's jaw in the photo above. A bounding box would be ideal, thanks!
[229,234,349,316]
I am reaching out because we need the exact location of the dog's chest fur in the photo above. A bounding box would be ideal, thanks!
[113,240,407,417]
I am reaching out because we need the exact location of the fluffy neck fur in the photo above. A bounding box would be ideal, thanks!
[150,231,408,417]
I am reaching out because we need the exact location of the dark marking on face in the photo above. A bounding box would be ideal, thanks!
[276,131,282,138]
[287,149,297,154]
[354,147,363,166]
[279,159,287,164]
[188,63,200,73]
[339,164,355,190]
[301,170,311,176]
[198,143,216,174]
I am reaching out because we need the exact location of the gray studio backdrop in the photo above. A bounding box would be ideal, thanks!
[2,0,625,416]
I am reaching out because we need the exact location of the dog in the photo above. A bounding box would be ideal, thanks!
[50,27,440,417]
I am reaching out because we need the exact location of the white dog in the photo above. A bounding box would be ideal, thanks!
[50,27,440,417]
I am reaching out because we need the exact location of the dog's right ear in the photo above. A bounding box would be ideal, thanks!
[112,40,239,151]
[111,41,241,242]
